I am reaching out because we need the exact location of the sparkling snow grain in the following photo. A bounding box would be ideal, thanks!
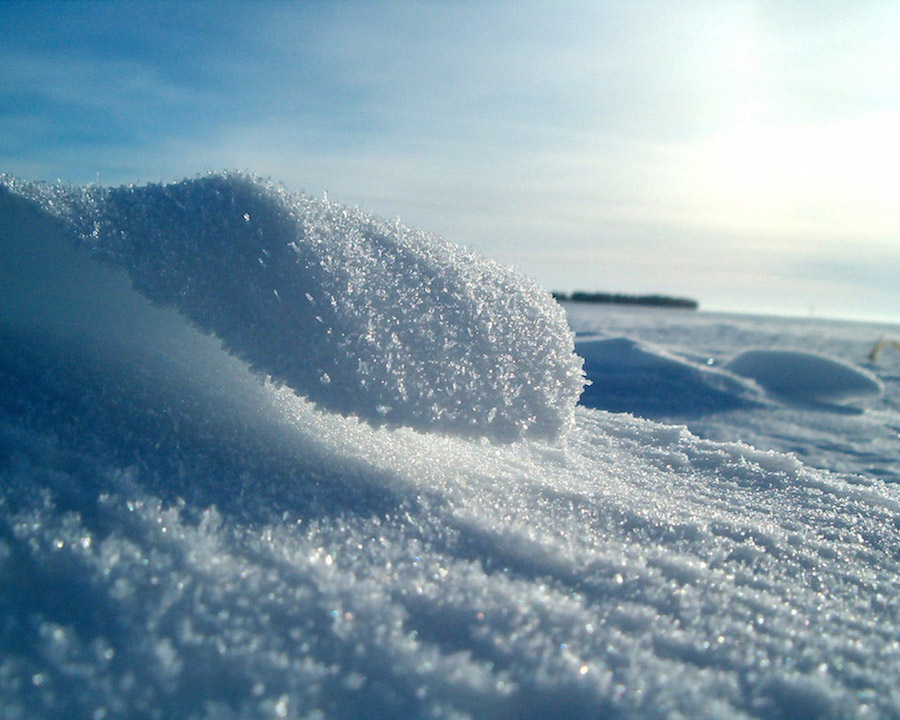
[2,174,900,719]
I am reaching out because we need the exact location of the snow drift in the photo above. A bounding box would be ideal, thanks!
[726,349,883,405]
[3,173,900,720]
[0,174,584,441]
[576,335,763,416]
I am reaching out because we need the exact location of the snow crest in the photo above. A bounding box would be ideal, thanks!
[726,349,882,405]
[1,174,583,441]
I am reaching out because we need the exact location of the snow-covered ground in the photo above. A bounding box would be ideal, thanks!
[569,303,900,485]
[2,174,899,719]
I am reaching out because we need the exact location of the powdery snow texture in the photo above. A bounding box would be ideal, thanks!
[1,174,584,441]
[2,174,900,720]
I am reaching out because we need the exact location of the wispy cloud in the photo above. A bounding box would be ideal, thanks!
[2,0,899,320]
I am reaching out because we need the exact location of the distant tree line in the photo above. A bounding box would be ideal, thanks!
[552,291,699,310]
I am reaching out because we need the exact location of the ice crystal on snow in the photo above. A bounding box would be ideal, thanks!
[2,173,584,441]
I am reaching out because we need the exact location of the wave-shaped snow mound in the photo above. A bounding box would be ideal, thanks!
[725,349,883,405]
[1,173,584,441]
[577,335,763,416]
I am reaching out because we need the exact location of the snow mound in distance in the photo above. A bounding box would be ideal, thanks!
[725,349,882,405]
[0,174,584,441]
[577,335,762,417]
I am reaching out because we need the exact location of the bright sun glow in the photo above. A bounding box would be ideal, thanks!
[676,113,900,241]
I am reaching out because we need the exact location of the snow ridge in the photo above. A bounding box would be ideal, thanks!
[725,349,883,405]
[1,173,584,441]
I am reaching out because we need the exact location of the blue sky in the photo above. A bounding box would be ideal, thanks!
[2,0,899,323]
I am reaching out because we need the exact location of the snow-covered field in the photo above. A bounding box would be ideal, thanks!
[2,174,899,719]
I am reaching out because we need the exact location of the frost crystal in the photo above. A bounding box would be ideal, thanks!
[5,173,584,441]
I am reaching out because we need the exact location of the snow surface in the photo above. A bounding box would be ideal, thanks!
[577,335,764,416]
[725,350,883,405]
[567,302,900,484]
[3,175,900,719]
[1,175,583,441]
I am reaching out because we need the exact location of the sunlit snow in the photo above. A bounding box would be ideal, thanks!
[725,349,883,405]
[2,174,583,442]
[2,174,900,720]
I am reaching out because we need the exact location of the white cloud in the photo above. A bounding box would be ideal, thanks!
[3,0,899,321]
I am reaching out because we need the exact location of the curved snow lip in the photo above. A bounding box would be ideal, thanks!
[725,349,883,407]
[1,173,585,442]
